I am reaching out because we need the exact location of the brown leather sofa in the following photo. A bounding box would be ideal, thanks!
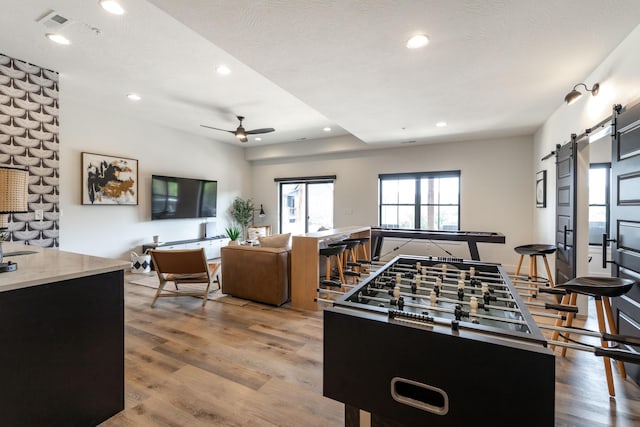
[220,244,290,306]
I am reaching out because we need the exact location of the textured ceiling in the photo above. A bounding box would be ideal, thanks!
[2,1,640,148]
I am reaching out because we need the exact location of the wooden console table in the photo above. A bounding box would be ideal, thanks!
[0,243,129,426]
[291,226,371,311]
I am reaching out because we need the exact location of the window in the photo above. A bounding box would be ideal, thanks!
[276,176,335,234]
[589,163,610,245]
[379,171,460,230]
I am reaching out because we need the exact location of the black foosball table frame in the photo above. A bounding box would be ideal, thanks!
[323,255,555,427]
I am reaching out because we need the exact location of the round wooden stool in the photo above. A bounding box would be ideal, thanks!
[555,276,636,396]
[514,244,557,286]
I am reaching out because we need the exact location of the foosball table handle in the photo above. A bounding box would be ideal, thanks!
[544,302,579,313]
[602,332,640,347]
[595,347,640,364]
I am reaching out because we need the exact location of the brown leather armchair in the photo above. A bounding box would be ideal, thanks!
[220,245,290,306]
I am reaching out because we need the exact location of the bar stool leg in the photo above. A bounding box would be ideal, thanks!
[560,292,578,357]
[603,296,627,379]
[334,255,346,284]
[325,256,332,281]
[550,291,573,351]
[541,254,554,287]
[514,255,524,280]
[527,255,537,301]
[594,296,616,396]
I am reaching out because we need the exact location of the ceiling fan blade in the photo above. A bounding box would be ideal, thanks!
[246,128,275,135]
[200,124,235,134]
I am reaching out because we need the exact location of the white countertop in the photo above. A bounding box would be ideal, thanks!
[292,225,371,240]
[0,242,129,293]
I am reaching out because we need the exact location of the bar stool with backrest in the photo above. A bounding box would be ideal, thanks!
[513,244,557,289]
[554,276,637,396]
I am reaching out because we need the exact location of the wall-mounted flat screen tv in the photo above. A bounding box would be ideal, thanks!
[151,175,217,220]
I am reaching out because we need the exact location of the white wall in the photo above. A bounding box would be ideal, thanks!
[533,23,640,277]
[250,135,534,269]
[58,94,250,260]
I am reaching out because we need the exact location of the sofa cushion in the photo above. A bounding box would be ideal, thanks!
[259,232,291,249]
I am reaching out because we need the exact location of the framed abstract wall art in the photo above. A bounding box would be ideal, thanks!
[536,170,546,208]
[82,152,138,205]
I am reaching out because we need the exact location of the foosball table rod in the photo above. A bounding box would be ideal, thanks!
[359,294,529,326]
[317,288,346,295]
[527,310,566,320]
[546,338,640,364]
[524,300,578,314]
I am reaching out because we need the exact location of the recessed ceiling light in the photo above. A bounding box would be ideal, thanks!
[99,0,125,15]
[436,121,447,127]
[126,93,141,101]
[255,137,262,141]
[45,33,70,45]
[406,34,429,49]
[216,65,231,75]
[323,127,332,132]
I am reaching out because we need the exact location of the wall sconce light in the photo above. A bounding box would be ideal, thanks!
[0,166,29,272]
[251,204,266,225]
[564,82,599,105]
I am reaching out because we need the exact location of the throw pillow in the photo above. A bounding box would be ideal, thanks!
[259,233,291,249]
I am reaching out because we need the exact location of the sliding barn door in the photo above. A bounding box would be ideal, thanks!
[610,102,640,383]
[555,138,577,285]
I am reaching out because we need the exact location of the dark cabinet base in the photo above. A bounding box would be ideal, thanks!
[0,270,124,426]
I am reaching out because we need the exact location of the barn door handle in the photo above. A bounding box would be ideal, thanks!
[602,233,617,268]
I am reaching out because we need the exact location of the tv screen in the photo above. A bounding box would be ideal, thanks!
[151,175,217,220]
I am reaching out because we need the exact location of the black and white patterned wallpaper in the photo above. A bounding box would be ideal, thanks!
[0,53,59,247]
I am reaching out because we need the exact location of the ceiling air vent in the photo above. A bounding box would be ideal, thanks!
[36,10,72,31]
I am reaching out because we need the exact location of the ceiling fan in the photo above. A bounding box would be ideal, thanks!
[200,115,275,143]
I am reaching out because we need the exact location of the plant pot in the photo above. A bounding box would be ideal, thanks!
[228,240,239,246]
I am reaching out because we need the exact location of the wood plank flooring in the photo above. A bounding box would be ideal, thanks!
[101,274,640,426]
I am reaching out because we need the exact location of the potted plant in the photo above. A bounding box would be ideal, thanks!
[225,225,242,245]
[229,197,255,240]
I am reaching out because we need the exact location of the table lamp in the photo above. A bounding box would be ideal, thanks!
[0,166,29,272]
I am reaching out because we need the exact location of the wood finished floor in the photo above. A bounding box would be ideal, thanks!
[101,274,640,427]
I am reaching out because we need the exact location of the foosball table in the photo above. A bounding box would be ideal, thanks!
[323,255,556,427]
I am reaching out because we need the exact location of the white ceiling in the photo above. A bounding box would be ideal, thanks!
[2,0,640,148]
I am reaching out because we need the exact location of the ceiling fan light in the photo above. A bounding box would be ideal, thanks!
[99,0,125,15]
[407,34,429,49]
[216,65,231,75]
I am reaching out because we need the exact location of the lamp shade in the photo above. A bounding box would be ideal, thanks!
[0,167,29,228]
[564,89,582,105]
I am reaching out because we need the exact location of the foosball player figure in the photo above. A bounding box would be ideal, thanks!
[454,304,469,321]
[434,277,442,296]
[429,290,437,306]
[398,296,405,311]
[470,296,479,324]
[470,276,481,293]
[457,280,465,301]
